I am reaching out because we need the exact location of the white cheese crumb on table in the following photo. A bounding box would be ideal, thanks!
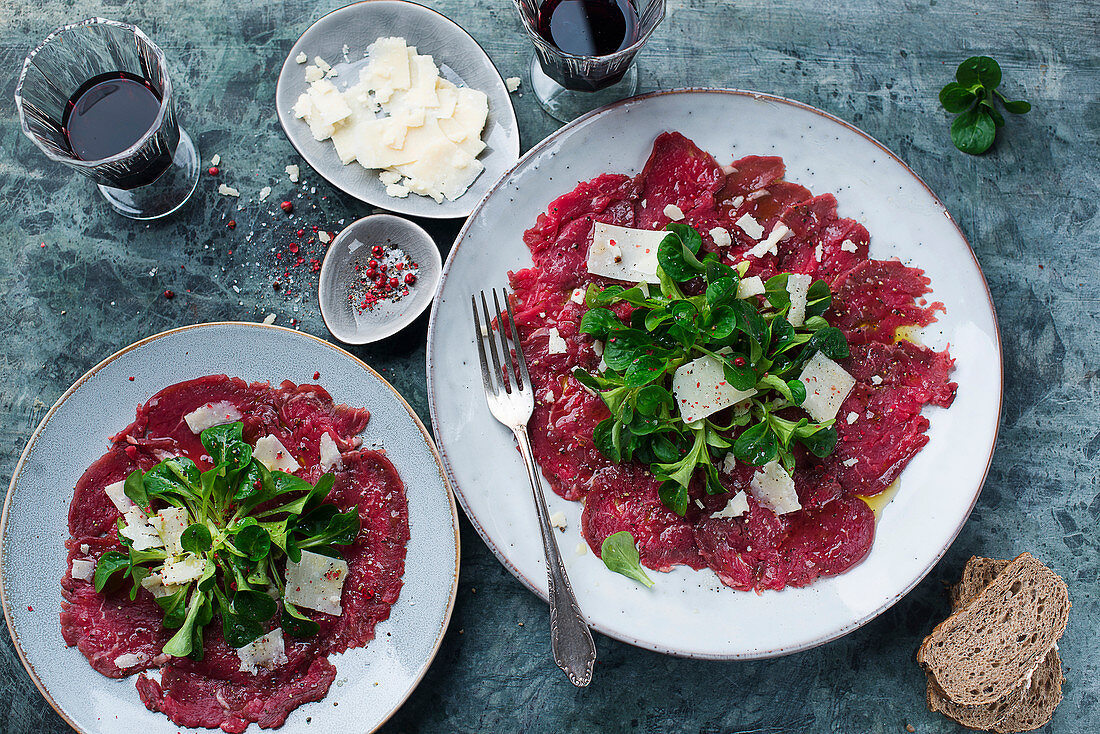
[505,76,521,92]
[218,184,240,197]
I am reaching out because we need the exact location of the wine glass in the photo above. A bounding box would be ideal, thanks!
[15,18,200,220]
[512,0,666,122]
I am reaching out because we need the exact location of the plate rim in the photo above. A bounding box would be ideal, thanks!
[273,0,521,219]
[0,320,461,732]
[426,87,1004,659]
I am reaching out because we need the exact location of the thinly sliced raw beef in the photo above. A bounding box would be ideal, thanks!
[778,194,870,279]
[581,464,705,572]
[830,259,945,344]
[695,495,874,591]
[136,656,336,734]
[830,341,957,495]
[61,535,168,678]
[634,131,724,234]
[62,377,407,732]
[510,132,955,591]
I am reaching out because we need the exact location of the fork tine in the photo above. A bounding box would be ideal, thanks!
[492,289,518,392]
[502,290,531,392]
[479,291,507,394]
[471,294,496,395]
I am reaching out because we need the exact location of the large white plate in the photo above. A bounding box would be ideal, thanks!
[426,89,1002,659]
[1,322,459,732]
[275,0,520,219]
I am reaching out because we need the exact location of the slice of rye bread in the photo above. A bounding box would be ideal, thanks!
[950,557,1011,609]
[917,552,1069,706]
[992,648,1064,733]
[926,556,1065,732]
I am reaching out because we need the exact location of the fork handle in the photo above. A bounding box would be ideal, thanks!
[513,425,596,687]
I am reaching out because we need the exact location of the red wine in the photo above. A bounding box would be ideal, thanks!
[537,0,640,57]
[62,71,162,161]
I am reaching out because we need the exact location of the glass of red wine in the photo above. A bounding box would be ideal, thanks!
[513,0,665,121]
[15,18,200,220]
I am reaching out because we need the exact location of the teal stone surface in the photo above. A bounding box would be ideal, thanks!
[1,1,1097,731]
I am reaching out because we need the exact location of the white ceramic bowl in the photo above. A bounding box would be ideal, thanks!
[275,0,520,218]
[318,214,442,344]
[2,322,460,732]
[426,89,1002,659]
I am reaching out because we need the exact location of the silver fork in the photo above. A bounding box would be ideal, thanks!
[472,288,596,688]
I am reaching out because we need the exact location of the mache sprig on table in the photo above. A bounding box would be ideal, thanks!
[572,223,849,517]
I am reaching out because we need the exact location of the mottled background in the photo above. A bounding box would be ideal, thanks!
[1,0,1097,732]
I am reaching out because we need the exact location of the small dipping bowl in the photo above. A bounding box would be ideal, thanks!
[318,214,442,344]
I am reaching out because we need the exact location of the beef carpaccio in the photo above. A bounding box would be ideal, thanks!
[61,375,409,732]
[508,132,957,592]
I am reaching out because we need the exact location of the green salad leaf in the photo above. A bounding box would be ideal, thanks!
[94,422,360,661]
[573,224,846,522]
[939,56,1031,155]
[600,531,654,588]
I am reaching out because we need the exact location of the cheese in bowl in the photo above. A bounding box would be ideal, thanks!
[292,37,489,203]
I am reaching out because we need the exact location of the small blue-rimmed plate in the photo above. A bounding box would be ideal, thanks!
[1,322,459,734]
[275,0,520,218]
